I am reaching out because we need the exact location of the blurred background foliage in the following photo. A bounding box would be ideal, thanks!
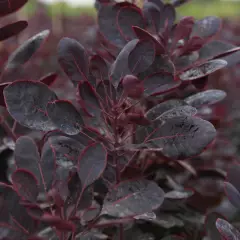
[23,0,240,18]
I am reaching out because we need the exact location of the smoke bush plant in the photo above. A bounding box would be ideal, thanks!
[0,0,240,239]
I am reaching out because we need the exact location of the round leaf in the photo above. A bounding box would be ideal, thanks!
[185,89,226,108]
[101,179,164,218]
[147,116,216,160]
[179,59,227,81]
[4,81,58,131]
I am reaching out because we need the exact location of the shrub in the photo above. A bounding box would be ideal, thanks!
[0,0,240,239]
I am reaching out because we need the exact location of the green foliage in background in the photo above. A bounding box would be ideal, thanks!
[24,0,240,18]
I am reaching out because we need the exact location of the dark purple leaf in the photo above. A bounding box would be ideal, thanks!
[224,182,240,209]
[219,50,240,68]
[179,59,227,81]
[47,100,84,135]
[191,16,222,39]
[184,89,226,108]
[0,21,28,41]
[78,142,107,188]
[147,116,216,160]
[89,55,108,80]
[98,4,127,47]
[122,75,144,99]
[128,39,155,75]
[0,0,28,17]
[78,81,101,118]
[58,37,89,86]
[143,72,180,96]
[117,5,145,41]
[156,105,197,121]
[101,179,164,218]
[216,218,240,240]
[15,136,55,191]
[159,4,176,30]
[227,164,240,193]
[145,99,187,120]
[173,16,194,44]
[12,169,39,202]
[0,82,9,107]
[142,2,161,31]
[4,30,50,71]
[205,212,224,240]
[199,40,237,60]
[4,81,58,131]
[39,72,58,86]
[132,26,165,54]
[109,39,138,88]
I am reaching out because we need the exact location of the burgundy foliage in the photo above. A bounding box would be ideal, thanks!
[0,0,239,240]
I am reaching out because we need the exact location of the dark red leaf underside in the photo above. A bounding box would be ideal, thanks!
[0,21,28,41]
[0,0,28,17]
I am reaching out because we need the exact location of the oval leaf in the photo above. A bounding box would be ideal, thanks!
[216,218,240,240]
[132,26,165,54]
[58,37,89,86]
[224,182,240,209]
[179,59,227,81]
[12,169,39,202]
[156,105,197,121]
[98,3,127,47]
[47,100,84,135]
[145,99,187,121]
[110,39,139,88]
[78,142,107,188]
[185,89,226,108]
[128,39,155,75]
[4,30,50,71]
[191,16,222,39]
[101,179,164,218]
[143,72,180,96]
[147,116,216,160]
[117,5,145,41]
[78,81,101,118]
[4,81,58,131]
